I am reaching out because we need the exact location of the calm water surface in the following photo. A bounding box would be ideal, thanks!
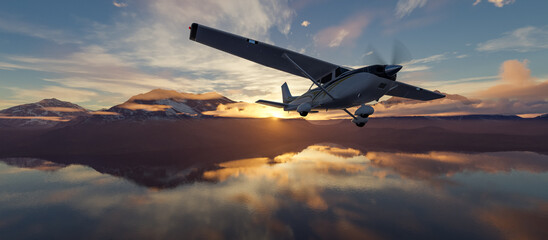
[1,144,547,239]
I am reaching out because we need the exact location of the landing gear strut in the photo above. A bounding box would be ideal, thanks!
[344,108,369,128]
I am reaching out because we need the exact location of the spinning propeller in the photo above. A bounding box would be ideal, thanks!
[363,40,412,78]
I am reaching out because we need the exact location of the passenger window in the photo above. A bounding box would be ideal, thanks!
[246,39,258,44]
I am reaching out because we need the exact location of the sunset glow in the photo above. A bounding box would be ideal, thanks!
[0,0,546,118]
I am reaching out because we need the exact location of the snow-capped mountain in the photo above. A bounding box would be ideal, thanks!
[105,89,235,119]
[0,90,236,128]
[0,98,88,128]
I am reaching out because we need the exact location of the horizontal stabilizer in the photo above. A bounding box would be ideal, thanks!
[256,100,287,108]
[386,81,445,101]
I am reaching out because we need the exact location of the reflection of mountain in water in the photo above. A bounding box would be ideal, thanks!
[1,158,67,171]
[3,143,547,189]
[1,144,547,240]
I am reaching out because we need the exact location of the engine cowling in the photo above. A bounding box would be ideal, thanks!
[297,102,312,117]
[355,105,374,118]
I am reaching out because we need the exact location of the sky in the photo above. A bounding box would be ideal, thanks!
[0,0,547,117]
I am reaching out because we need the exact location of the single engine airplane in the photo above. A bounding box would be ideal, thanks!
[189,23,445,127]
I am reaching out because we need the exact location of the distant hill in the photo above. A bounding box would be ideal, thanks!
[0,89,236,128]
[1,89,545,129]
[0,98,88,128]
[106,89,234,119]
[536,113,548,119]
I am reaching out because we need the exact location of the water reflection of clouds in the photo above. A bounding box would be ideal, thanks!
[367,151,548,180]
[0,146,547,239]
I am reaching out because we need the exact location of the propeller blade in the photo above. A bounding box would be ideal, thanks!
[391,40,412,65]
[362,45,386,66]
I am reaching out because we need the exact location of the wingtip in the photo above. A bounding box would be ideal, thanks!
[189,23,198,41]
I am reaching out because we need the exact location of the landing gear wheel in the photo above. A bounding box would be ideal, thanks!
[355,122,365,127]
[299,111,308,117]
[359,114,369,118]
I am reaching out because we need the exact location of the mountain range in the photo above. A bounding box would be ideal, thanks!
[1,88,546,129]
[1,88,547,168]
[0,89,235,128]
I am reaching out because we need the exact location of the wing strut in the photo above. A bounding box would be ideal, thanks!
[282,53,336,100]
[342,108,357,120]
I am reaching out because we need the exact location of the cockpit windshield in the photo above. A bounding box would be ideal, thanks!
[323,65,395,88]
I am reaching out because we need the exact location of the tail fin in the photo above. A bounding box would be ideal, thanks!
[281,82,296,103]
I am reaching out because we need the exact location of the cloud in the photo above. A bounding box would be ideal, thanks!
[0,17,81,44]
[395,0,428,18]
[301,20,310,27]
[204,101,358,120]
[1,45,183,106]
[8,86,98,103]
[400,53,447,72]
[477,26,548,52]
[473,0,516,7]
[148,0,294,37]
[373,59,548,117]
[0,0,299,109]
[113,0,128,8]
[104,0,298,99]
[313,14,370,48]
[475,59,548,101]
[203,102,298,119]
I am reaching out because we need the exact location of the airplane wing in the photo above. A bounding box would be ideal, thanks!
[189,23,349,83]
[386,81,445,101]
[256,100,287,108]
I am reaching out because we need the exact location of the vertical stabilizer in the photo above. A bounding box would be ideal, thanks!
[281,82,295,103]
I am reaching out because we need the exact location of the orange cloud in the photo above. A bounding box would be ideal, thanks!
[203,102,296,119]
[476,60,548,101]
[90,111,120,116]
[129,89,224,101]
[374,59,548,116]
[307,145,362,159]
[204,102,354,120]
[115,102,171,111]
[202,144,370,212]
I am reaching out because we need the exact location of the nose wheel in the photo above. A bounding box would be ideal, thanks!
[355,122,366,127]
[299,111,308,117]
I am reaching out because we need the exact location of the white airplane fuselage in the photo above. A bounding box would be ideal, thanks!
[189,23,445,127]
[286,72,394,111]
